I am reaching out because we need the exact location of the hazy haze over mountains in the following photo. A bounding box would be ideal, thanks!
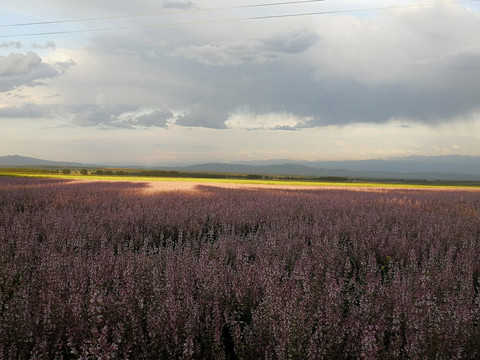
[1,154,480,181]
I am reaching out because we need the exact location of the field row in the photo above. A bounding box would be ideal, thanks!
[3,168,479,189]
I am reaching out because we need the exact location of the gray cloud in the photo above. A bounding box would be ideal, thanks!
[0,42,57,51]
[128,110,174,127]
[152,6,480,128]
[0,101,173,130]
[70,104,174,129]
[31,41,57,50]
[12,2,479,131]
[70,104,138,128]
[271,125,297,131]
[0,103,57,119]
[189,5,480,127]
[175,31,319,66]
[54,59,76,74]
[9,0,196,18]
[0,42,23,49]
[0,52,60,92]
[162,0,194,9]
[227,59,480,126]
[175,106,229,129]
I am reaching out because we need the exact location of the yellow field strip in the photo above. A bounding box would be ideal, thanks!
[2,171,479,190]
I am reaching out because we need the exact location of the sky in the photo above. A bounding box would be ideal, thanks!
[1,0,480,165]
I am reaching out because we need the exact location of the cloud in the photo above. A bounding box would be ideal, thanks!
[0,103,57,119]
[70,104,139,128]
[0,52,61,92]
[70,104,174,129]
[225,111,311,130]
[0,101,174,130]
[7,3,479,131]
[175,106,229,129]
[0,42,57,52]
[149,4,480,128]
[31,41,57,50]
[128,110,174,127]
[162,0,194,9]
[54,59,76,74]
[0,42,23,49]
[175,31,319,66]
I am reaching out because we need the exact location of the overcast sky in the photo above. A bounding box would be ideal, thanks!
[1,0,480,165]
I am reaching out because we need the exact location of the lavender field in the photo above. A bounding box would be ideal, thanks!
[1,177,480,359]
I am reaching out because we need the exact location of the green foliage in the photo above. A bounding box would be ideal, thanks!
[0,168,58,175]
[317,176,349,182]
[136,170,180,177]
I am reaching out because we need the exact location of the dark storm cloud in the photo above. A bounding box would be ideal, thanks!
[0,52,59,92]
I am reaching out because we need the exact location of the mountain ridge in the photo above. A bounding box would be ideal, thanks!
[1,154,480,181]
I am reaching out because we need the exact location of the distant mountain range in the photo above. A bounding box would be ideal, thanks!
[1,154,480,181]
[0,155,87,167]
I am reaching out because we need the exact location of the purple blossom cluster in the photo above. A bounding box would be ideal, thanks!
[1,177,480,359]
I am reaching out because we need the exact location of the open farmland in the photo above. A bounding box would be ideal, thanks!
[1,177,480,359]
